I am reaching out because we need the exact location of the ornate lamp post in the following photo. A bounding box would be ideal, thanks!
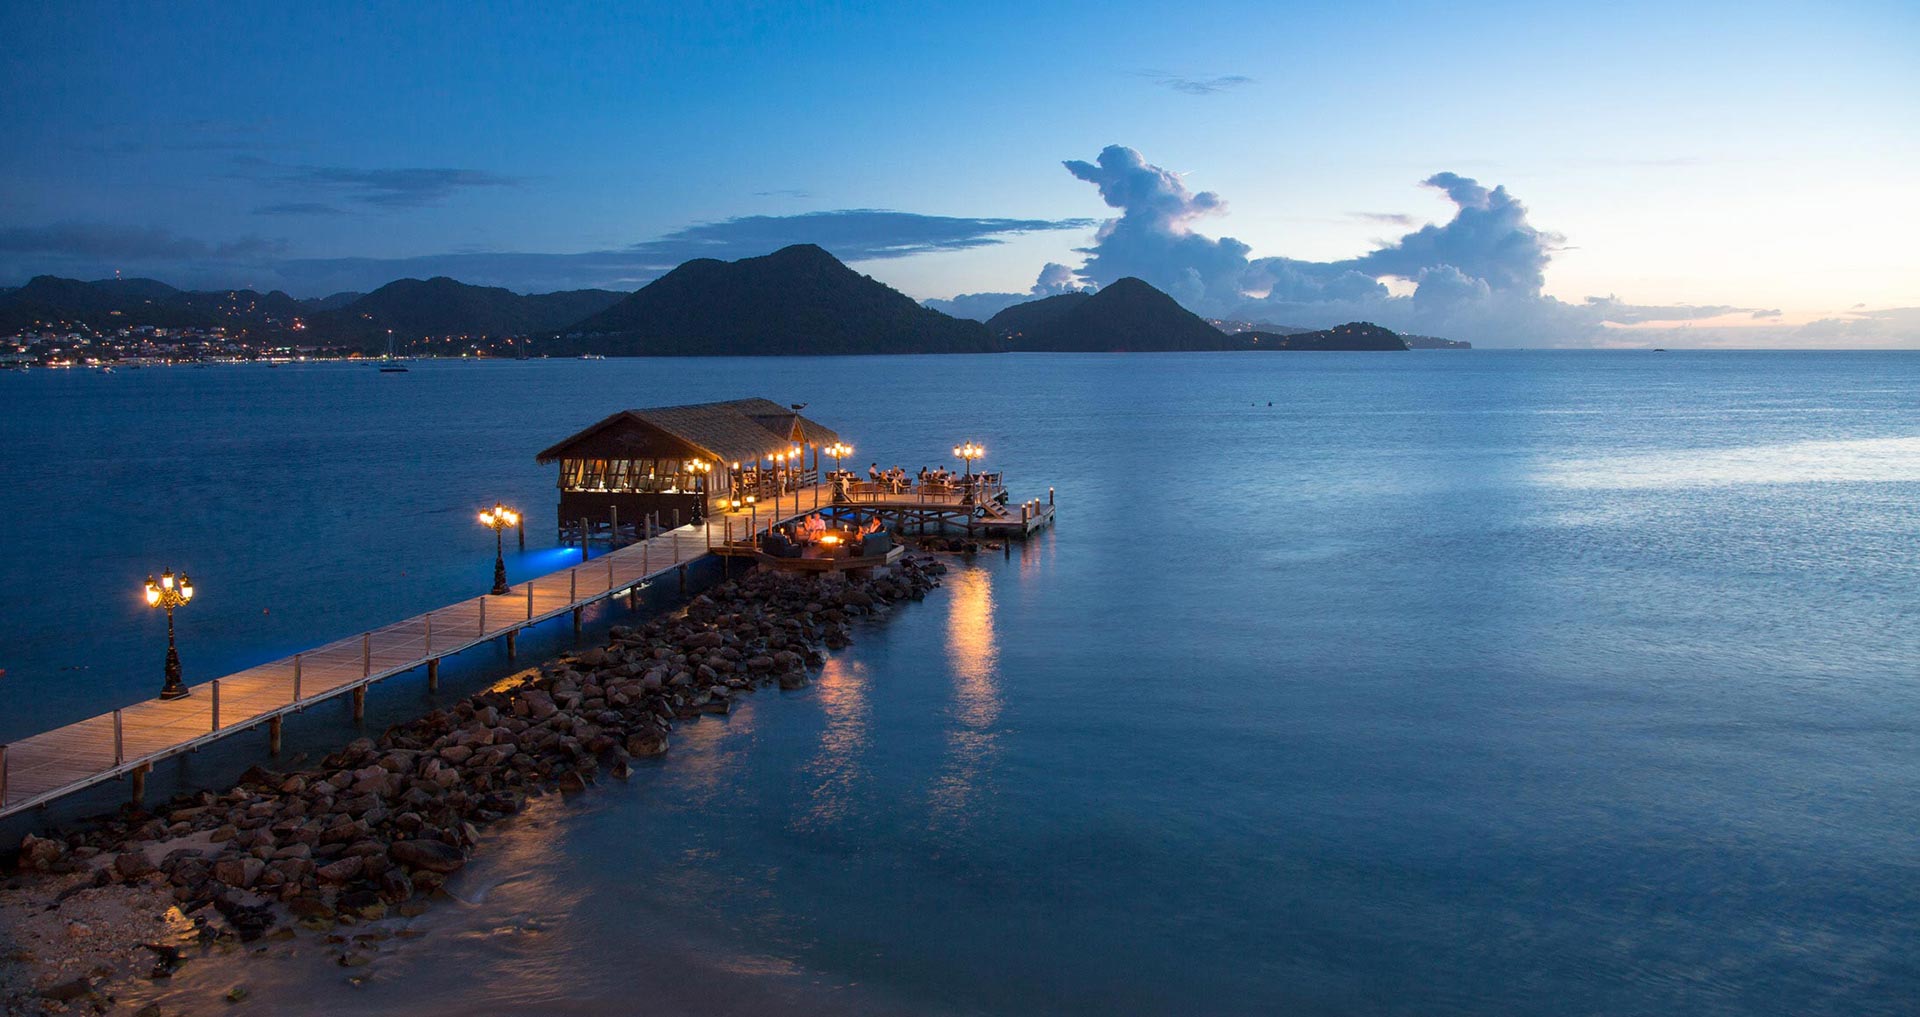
[143,570,195,700]
[953,441,985,479]
[825,442,853,473]
[685,459,712,518]
[478,503,520,595]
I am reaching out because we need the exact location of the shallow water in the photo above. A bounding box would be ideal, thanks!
[4,352,1918,1015]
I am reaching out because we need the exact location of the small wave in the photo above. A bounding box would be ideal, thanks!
[1537,436,1920,490]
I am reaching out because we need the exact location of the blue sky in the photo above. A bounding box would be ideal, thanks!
[2,0,1915,345]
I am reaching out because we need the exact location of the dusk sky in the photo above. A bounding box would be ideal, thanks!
[3,0,1915,346]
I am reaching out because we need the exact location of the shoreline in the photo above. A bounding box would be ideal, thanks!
[2,558,947,1015]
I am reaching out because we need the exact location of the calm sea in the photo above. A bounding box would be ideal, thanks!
[2,352,1917,1015]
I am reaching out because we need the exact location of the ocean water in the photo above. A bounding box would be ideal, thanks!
[2,352,1918,1015]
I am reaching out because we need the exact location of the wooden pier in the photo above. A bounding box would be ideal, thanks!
[0,486,839,820]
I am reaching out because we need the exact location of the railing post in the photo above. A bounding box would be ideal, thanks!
[293,653,302,702]
[570,568,577,601]
[479,595,487,635]
[362,633,371,677]
[580,517,590,560]
[113,709,124,765]
[425,613,433,655]
[211,679,221,731]
[607,557,614,593]
[643,538,649,575]
[1049,486,1055,506]
[0,744,8,806]
[526,580,534,620]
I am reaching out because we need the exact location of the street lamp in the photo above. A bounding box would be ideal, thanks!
[825,442,853,472]
[478,502,520,595]
[953,441,985,478]
[143,569,195,700]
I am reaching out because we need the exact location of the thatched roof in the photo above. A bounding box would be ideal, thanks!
[536,398,842,465]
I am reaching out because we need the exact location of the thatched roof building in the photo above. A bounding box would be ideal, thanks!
[537,398,842,537]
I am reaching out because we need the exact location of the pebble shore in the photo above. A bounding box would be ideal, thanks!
[1,557,947,1014]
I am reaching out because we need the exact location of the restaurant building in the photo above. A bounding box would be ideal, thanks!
[535,397,843,540]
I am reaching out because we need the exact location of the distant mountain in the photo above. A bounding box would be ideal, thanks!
[560,244,994,355]
[1401,333,1471,349]
[0,275,312,333]
[309,277,625,347]
[1241,322,1409,351]
[989,277,1248,351]
[1210,318,1313,336]
[984,291,1091,340]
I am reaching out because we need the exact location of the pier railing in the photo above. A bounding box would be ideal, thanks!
[0,484,833,818]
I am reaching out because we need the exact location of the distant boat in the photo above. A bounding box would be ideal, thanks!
[1652,348,1668,352]
[578,353,606,360]
[377,330,411,372]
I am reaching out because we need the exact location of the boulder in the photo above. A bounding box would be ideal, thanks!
[212,856,265,889]
[389,839,466,874]
[114,851,157,879]
[625,729,669,758]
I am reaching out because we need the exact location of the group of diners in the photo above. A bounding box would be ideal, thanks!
[866,462,966,492]
[760,512,891,560]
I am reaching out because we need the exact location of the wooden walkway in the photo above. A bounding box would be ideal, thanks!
[0,485,837,819]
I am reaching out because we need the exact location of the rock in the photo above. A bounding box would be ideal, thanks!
[556,770,588,794]
[337,891,386,921]
[625,729,669,758]
[778,671,810,690]
[20,833,65,871]
[520,689,558,721]
[389,839,466,874]
[316,856,364,883]
[213,856,265,889]
[226,984,251,1003]
[38,977,94,1002]
[115,851,158,879]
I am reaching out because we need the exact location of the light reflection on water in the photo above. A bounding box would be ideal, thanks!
[928,567,1001,831]
[796,655,871,831]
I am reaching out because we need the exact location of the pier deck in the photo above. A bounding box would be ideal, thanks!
[0,486,839,820]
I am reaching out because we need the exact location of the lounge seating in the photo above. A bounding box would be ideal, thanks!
[859,531,892,557]
[761,532,802,559]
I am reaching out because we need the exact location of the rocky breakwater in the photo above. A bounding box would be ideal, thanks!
[2,558,946,1014]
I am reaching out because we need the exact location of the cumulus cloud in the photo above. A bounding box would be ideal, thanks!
[992,143,1791,345]
[923,262,1094,321]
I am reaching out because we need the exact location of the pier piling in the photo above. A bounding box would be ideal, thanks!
[268,716,283,754]
[351,686,366,722]
[427,658,439,691]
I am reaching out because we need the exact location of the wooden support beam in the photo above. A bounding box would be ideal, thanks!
[506,630,517,659]
[352,686,366,721]
[129,763,149,809]
[427,658,439,691]
[572,606,583,634]
[268,716,283,755]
